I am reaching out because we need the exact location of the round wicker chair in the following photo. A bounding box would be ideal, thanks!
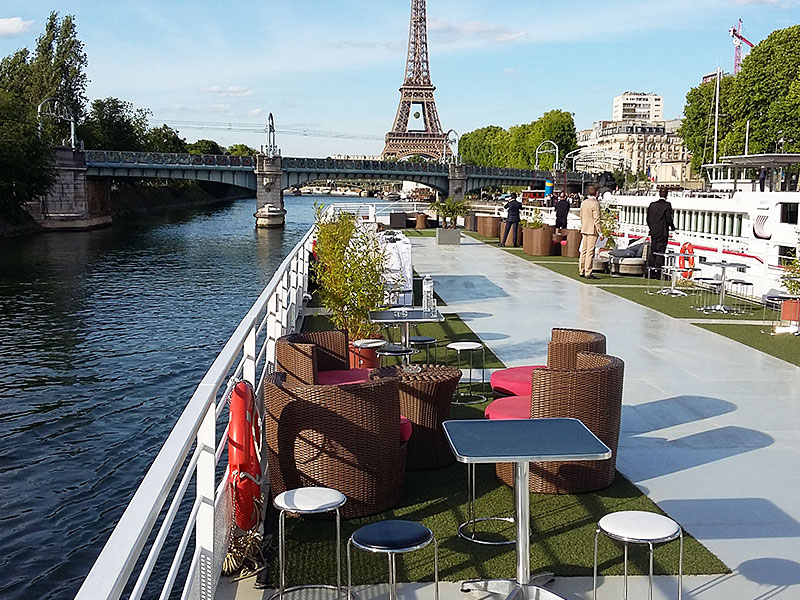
[264,372,406,518]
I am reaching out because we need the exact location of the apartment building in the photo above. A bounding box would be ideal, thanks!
[611,92,663,122]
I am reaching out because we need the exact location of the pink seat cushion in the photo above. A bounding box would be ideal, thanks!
[317,368,371,386]
[490,365,545,397]
[399,415,413,442]
[485,395,530,420]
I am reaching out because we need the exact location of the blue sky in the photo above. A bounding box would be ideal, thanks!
[1,1,799,157]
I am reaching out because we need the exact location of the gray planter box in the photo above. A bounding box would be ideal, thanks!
[436,228,461,245]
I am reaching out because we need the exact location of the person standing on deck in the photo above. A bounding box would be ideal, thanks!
[646,187,677,279]
[579,185,602,279]
[555,194,570,232]
[500,193,522,247]
[759,165,767,192]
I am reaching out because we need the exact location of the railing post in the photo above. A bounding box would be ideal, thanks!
[195,403,215,598]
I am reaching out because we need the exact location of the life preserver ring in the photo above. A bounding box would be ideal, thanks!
[228,381,262,531]
[679,242,695,278]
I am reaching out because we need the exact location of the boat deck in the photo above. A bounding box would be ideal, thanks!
[221,234,800,600]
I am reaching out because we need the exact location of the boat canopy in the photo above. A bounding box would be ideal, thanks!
[716,153,800,168]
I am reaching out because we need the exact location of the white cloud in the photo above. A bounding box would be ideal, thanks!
[503,68,517,77]
[201,85,255,97]
[0,16,33,36]
[428,18,527,45]
[247,108,264,117]
[207,103,232,113]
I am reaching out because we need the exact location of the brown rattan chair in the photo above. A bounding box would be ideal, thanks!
[275,330,351,386]
[264,372,407,518]
[495,351,624,494]
[371,365,462,470]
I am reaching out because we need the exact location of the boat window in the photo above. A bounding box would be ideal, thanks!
[778,245,797,266]
[780,203,799,225]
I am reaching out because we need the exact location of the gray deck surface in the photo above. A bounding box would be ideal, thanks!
[221,234,800,600]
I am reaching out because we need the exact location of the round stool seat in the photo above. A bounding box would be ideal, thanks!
[378,344,414,355]
[490,365,545,397]
[598,511,680,543]
[353,338,387,350]
[352,520,433,552]
[274,487,346,515]
[409,336,436,344]
[484,395,530,420]
[446,341,482,352]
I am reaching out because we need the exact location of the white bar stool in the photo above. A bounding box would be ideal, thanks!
[593,510,683,600]
[445,341,486,404]
[269,487,350,600]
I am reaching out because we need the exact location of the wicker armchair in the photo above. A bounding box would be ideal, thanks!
[491,328,607,398]
[495,351,624,494]
[264,372,407,518]
[275,330,351,386]
[371,365,462,470]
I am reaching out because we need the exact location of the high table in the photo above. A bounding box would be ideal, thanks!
[443,418,611,600]
[369,308,444,350]
[653,252,695,297]
[701,261,748,313]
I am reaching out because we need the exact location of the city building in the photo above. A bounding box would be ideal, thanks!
[612,92,663,122]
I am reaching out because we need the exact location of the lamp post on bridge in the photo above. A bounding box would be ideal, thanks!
[442,129,459,164]
[254,112,286,228]
[534,140,559,171]
[37,97,77,149]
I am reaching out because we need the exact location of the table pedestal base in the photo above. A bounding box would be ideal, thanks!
[460,573,558,600]
[702,304,737,314]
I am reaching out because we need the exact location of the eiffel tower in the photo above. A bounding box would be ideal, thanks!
[382,0,451,160]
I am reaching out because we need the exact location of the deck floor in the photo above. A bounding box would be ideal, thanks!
[222,234,800,600]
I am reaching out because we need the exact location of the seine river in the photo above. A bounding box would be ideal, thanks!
[0,195,322,599]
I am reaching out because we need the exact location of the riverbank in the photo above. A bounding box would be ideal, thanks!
[0,181,253,239]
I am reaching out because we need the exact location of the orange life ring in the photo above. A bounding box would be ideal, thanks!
[678,243,695,278]
[228,381,261,531]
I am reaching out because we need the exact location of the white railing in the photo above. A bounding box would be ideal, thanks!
[75,226,315,600]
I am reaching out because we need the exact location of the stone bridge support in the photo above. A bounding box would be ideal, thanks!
[26,147,112,230]
[448,163,467,201]
[254,154,286,228]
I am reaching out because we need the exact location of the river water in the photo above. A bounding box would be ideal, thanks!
[0,195,321,599]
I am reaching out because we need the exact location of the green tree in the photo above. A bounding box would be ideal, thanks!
[532,110,578,168]
[226,143,257,157]
[0,91,55,212]
[80,97,150,150]
[187,139,224,155]
[145,124,187,153]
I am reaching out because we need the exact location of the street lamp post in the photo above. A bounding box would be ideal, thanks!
[534,140,559,171]
[37,97,77,148]
[443,129,458,163]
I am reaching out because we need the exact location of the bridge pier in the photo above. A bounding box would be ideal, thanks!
[26,148,113,230]
[254,155,286,228]
[448,164,467,201]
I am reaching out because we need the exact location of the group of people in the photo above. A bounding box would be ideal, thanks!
[578,185,676,279]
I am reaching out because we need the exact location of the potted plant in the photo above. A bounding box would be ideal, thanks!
[522,207,553,256]
[779,250,800,323]
[313,204,387,366]
[599,205,620,250]
[429,196,469,244]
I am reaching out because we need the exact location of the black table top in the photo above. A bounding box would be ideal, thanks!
[442,418,611,464]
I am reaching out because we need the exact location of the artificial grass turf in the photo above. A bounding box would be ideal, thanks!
[273,313,729,588]
[693,322,800,366]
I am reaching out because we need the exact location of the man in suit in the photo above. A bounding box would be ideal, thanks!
[646,187,677,278]
[579,185,602,279]
[554,194,570,232]
[500,192,522,247]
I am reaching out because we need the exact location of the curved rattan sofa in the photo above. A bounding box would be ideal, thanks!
[371,364,462,470]
[495,351,624,494]
[264,372,406,518]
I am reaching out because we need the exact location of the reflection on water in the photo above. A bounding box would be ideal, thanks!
[0,196,318,600]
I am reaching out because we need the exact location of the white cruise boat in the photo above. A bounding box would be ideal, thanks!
[609,153,800,299]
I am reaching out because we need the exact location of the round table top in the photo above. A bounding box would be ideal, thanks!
[353,338,387,349]
[447,341,483,351]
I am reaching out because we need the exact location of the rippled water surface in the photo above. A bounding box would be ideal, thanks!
[0,196,320,599]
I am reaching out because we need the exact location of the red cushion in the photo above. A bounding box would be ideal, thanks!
[485,395,530,420]
[490,365,545,397]
[399,415,413,442]
[317,368,371,386]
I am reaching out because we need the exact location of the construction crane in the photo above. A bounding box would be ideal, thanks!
[729,19,754,74]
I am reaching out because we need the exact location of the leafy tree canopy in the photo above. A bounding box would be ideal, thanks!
[679,24,800,171]
[145,124,187,153]
[0,90,55,212]
[459,110,578,170]
[226,143,257,157]
[187,139,224,155]
[80,97,150,151]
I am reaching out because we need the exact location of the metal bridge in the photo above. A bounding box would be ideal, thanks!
[84,151,586,194]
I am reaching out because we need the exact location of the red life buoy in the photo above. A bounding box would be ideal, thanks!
[678,242,695,279]
[228,381,261,531]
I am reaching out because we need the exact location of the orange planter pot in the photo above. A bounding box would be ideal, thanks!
[781,299,800,322]
[349,341,382,368]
